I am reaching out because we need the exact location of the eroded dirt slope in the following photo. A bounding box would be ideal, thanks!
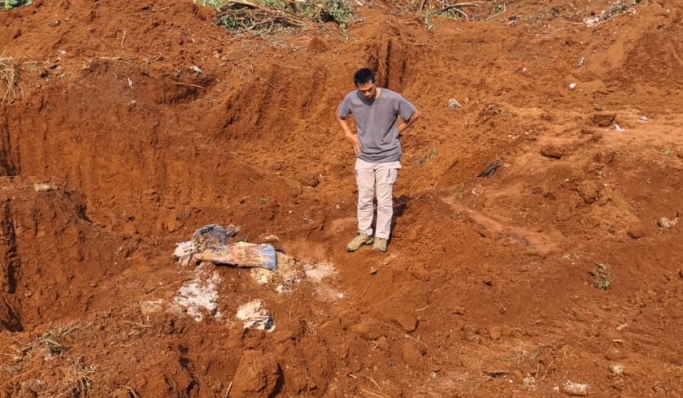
[1,0,683,397]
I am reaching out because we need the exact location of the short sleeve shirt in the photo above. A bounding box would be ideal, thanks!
[337,88,416,163]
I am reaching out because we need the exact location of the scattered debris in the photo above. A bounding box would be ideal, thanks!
[173,264,222,321]
[303,261,344,300]
[303,261,336,282]
[250,252,301,292]
[236,299,274,331]
[195,241,277,270]
[174,224,276,270]
[192,224,237,251]
[174,241,196,266]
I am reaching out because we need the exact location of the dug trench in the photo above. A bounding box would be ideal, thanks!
[2,0,683,397]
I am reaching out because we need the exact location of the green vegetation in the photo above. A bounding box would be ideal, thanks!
[302,0,354,28]
[2,0,32,10]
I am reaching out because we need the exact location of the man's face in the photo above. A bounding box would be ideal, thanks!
[357,81,377,100]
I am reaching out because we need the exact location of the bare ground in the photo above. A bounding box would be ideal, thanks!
[1,0,683,397]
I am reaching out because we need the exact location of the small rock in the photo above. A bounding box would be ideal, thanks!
[626,226,646,239]
[593,113,616,127]
[489,325,503,340]
[609,363,625,375]
[401,342,424,366]
[388,312,418,333]
[563,381,589,396]
[577,180,599,204]
[33,183,54,192]
[449,306,466,315]
[523,376,536,386]
[370,267,377,275]
[569,83,577,90]
[657,217,671,229]
[540,145,563,159]
[447,98,461,109]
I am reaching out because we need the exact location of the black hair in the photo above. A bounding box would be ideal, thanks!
[353,68,376,87]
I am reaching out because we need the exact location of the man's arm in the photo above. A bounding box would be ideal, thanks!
[336,111,361,155]
[398,109,420,133]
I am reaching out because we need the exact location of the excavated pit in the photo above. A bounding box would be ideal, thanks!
[2,0,683,397]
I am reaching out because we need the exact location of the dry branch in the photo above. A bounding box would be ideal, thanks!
[216,0,306,31]
[435,2,480,20]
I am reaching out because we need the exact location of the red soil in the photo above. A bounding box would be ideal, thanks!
[1,0,683,397]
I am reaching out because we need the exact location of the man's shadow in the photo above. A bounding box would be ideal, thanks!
[368,195,410,241]
[389,194,410,238]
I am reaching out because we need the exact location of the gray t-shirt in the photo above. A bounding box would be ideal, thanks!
[337,88,417,163]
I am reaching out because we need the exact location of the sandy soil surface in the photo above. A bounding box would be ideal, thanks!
[1,0,683,396]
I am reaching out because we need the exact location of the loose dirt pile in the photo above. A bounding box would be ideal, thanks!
[2,0,683,397]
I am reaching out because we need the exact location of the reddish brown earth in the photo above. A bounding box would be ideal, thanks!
[2,0,683,396]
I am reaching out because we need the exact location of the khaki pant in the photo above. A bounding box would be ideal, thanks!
[355,162,399,239]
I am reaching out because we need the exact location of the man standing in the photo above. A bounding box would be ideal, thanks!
[336,68,420,253]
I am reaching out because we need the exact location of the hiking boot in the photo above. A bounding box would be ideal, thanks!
[373,237,388,252]
[347,231,373,252]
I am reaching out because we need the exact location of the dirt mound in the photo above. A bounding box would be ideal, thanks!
[2,0,683,397]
